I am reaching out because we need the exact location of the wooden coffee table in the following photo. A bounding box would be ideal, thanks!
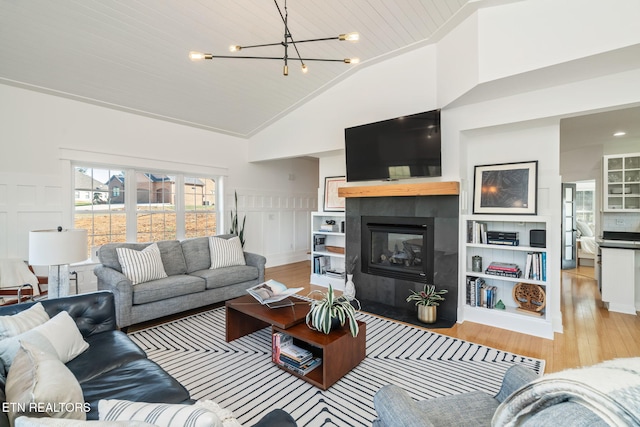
[225,294,366,389]
[225,294,310,342]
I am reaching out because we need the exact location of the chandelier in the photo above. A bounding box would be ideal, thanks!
[189,0,360,76]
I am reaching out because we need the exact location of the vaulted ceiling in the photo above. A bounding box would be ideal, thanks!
[0,0,469,138]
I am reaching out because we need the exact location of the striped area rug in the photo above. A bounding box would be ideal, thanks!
[129,308,544,427]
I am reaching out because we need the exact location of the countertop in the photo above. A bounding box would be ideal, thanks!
[598,231,640,250]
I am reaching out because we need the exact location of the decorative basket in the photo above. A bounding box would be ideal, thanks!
[325,246,345,254]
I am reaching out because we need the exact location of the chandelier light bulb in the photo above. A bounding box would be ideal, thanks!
[301,64,308,73]
[189,51,205,61]
[344,58,360,64]
[339,32,359,42]
[229,45,242,52]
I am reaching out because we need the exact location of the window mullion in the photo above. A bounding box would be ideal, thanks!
[175,174,185,239]
[125,168,137,241]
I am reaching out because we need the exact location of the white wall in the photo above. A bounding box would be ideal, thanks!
[243,0,640,336]
[0,84,319,292]
[248,45,439,163]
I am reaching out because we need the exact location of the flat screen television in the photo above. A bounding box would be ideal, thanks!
[344,109,441,182]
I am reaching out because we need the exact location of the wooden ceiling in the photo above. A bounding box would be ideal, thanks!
[0,0,469,137]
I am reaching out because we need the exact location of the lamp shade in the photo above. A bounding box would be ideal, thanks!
[29,228,88,266]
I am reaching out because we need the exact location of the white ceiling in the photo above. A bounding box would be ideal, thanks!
[0,0,469,138]
[560,106,640,153]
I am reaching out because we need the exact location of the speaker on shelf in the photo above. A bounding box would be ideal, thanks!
[530,229,546,248]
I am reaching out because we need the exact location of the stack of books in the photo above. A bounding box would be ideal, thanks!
[485,262,522,278]
[272,332,322,376]
[466,276,498,308]
[325,269,345,279]
[486,231,519,246]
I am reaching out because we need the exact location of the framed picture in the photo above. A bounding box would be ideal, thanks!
[473,161,538,215]
[324,176,346,212]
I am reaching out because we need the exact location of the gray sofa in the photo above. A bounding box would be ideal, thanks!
[94,234,266,328]
[373,359,640,426]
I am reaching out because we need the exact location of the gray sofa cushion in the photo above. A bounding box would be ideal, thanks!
[190,265,259,289]
[180,237,211,273]
[98,241,187,276]
[132,275,206,305]
[181,234,238,274]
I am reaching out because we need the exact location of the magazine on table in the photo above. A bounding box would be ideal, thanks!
[247,279,303,305]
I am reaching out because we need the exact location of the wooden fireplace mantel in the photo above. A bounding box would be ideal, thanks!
[338,181,460,198]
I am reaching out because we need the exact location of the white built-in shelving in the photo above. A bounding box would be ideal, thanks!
[460,214,554,339]
[310,212,346,290]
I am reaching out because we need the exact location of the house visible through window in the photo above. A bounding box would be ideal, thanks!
[73,166,218,255]
[74,167,126,249]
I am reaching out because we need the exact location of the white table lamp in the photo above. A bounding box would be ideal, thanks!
[29,227,88,298]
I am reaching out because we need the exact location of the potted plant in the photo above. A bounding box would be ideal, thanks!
[306,285,360,337]
[406,284,448,324]
[229,190,246,247]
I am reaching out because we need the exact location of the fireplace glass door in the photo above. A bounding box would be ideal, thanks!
[362,217,434,283]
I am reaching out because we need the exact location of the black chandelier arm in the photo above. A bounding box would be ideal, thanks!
[203,55,351,63]
[290,36,340,44]
[237,41,286,50]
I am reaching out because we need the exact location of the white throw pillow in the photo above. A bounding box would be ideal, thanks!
[6,341,87,424]
[576,220,594,237]
[0,302,49,340]
[15,417,156,427]
[99,400,223,427]
[208,236,246,269]
[116,243,168,285]
[0,310,89,370]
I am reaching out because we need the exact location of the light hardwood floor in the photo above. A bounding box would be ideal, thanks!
[265,261,640,373]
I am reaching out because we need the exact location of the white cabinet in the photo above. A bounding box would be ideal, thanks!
[601,247,639,315]
[603,153,640,211]
[460,215,554,339]
[310,212,346,290]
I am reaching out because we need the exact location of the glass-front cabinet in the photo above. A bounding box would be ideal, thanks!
[604,153,640,211]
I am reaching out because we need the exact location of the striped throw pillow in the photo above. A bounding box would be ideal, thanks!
[0,302,49,340]
[98,400,223,427]
[116,243,168,285]
[209,236,246,269]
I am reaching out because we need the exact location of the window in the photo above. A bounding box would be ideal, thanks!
[184,176,217,238]
[74,167,126,249]
[74,166,218,253]
[576,188,595,226]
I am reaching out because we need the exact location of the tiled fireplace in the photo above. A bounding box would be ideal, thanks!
[344,188,459,328]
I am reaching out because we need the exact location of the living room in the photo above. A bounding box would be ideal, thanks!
[1,0,640,425]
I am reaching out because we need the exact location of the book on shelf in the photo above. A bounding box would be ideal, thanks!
[468,221,487,244]
[524,252,546,281]
[272,332,322,376]
[466,276,498,308]
[486,231,519,240]
[325,269,345,279]
[283,357,322,376]
[486,262,519,272]
[485,269,522,278]
[313,255,330,274]
[487,239,520,246]
[484,262,522,278]
[319,224,337,232]
[247,279,303,305]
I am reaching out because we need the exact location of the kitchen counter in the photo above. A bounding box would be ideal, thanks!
[598,240,640,250]
[599,231,640,315]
